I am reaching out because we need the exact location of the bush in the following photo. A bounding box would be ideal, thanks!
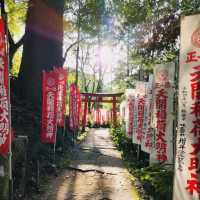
[110,125,173,200]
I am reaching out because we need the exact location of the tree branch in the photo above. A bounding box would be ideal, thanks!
[62,38,84,65]
[8,29,15,48]
[9,32,26,68]
[14,34,26,51]
[8,31,25,55]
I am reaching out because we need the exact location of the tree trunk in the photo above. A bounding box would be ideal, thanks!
[17,0,64,106]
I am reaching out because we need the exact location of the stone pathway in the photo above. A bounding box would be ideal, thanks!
[43,128,138,200]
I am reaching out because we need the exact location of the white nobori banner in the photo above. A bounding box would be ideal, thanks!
[125,89,135,138]
[132,81,148,144]
[141,75,154,153]
[173,14,200,200]
[150,63,175,165]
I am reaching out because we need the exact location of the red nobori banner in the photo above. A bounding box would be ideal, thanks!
[54,67,67,127]
[41,70,58,144]
[77,87,81,125]
[173,14,200,200]
[0,19,11,155]
[69,84,81,130]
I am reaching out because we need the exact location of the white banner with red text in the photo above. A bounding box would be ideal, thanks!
[141,75,154,153]
[132,81,147,144]
[173,14,200,200]
[151,63,175,164]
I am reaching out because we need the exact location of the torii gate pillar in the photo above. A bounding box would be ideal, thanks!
[112,96,117,125]
[82,95,88,130]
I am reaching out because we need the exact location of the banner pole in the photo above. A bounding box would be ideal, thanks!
[53,124,58,166]
[1,1,13,199]
[63,118,66,137]
[63,87,67,137]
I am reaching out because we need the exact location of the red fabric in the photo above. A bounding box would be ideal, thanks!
[69,84,81,130]
[82,96,88,129]
[96,108,100,124]
[76,87,81,124]
[106,111,109,122]
[69,84,75,129]
[54,67,67,127]
[41,70,58,143]
[0,19,11,155]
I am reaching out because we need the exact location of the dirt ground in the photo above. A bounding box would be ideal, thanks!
[42,128,139,200]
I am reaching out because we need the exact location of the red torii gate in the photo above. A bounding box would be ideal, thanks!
[81,92,123,129]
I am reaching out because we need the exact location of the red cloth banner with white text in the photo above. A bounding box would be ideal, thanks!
[41,71,58,143]
[151,63,174,164]
[0,19,11,155]
[69,84,81,130]
[54,68,67,127]
[173,14,200,200]
[77,88,81,124]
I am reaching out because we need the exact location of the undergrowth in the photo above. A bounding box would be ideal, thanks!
[110,124,173,200]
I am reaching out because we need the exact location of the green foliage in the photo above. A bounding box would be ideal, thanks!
[110,125,173,200]
[77,127,89,143]
[80,0,106,35]
[113,0,153,27]
[110,0,200,76]
[11,48,22,77]
[110,124,127,150]
[6,0,27,38]
[134,165,173,199]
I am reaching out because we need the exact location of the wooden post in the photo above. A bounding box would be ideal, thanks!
[82,95,88,131]
[113,97,117,126]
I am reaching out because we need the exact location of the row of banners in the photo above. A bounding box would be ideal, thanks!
[121,62,175,164]
[41,67,67,143]
[41,69,82,143]
[120,14,200,200]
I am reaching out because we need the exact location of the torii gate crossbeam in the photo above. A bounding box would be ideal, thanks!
[81,92,123,129]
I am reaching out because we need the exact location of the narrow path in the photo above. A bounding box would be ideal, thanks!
[43,128,138,200]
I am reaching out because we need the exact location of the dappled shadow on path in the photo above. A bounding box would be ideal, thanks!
[62,172,113,200]
[46,128,134,200]
[71,146,124,169]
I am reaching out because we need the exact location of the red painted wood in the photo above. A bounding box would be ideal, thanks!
[82,96,88,129]
[113,97,117,125]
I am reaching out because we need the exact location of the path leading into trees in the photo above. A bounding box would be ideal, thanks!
[43,128,138,200]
